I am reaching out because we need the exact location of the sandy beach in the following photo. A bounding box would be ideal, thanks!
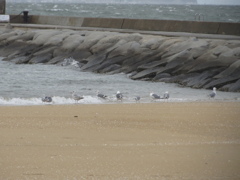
[0,102,240,179]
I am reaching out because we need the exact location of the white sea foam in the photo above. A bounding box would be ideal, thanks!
[49,9,63,12]
[61,57,80,67]
[0,96,115,106]
[1,95,231,106]
[0,97,43,106]
[0,96,103,106]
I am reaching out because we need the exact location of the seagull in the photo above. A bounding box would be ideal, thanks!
[208,87,217,99]
[96,90,107,99]
[42,96,52,103]
[116,91,123,101]
[162,91,170,99]
[150,92,161,101]
[71,91,84,103]
[134,96,141,103]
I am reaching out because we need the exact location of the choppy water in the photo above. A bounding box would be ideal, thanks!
[7,3,240,22]
[0,58,239,106]
[2,3,240,105]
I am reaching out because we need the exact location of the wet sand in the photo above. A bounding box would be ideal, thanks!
[0,102,240,179]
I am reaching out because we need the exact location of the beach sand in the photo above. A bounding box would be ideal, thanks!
[0,102,240,179]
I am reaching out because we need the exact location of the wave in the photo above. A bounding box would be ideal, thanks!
[61,57,81,67]
[49,8,64,12]
[0,96,213,106]
[0,96,103,106]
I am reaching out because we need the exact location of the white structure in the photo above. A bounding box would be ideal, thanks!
[0,15,9,22]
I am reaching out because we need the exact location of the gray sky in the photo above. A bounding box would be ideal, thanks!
[198,0,240,5]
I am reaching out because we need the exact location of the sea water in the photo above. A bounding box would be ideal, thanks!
[6,3,240,23]
[0,58,239,106]
[2,3,240,105]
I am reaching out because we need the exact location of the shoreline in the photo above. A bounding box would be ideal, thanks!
[1,98,240,107]
[1,102,240,179]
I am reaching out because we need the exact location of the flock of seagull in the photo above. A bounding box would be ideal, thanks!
[41,87,217,104]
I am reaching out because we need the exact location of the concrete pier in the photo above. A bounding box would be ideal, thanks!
[9,15,240,36]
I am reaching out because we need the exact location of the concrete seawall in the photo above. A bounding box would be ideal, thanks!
[9,15,240,36]
[0,25,240,92]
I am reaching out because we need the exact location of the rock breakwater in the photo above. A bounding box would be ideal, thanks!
[0,25,240,92]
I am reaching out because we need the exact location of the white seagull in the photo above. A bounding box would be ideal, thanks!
[150,92,161,100]
[71,91,84,103]
[134,96,141,103]
[116,91,123,101]
[42,96,52,103]
[208,87,217,99]
[96,90,107,99]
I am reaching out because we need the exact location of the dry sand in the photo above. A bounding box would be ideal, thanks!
[0,102,240,180]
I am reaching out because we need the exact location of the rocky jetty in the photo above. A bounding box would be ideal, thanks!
[0,26,240,92]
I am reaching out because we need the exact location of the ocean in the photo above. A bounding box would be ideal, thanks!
[6,2,240,22]
[0,58,239,106]
[1,3,240,105]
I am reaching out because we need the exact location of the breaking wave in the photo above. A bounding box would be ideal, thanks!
[0,96,103,106]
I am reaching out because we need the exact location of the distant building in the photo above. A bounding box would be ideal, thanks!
[0,0,6,14]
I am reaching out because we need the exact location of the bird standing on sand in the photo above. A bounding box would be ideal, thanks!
[96,90,107,100]
[208,87,217,98]
[42,96,52,103]
[150,92,161,101]
[71,91,84,103]
[116,91,123,101]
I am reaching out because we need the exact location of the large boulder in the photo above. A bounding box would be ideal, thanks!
[161,37,208,58]
[0,27,240,92]
[29,53,53,64]
[214,60,240,79]
[32,30,62,45]
[81,54,107,71]
[76,32,108,51]
[226,79,240,92]
[61,33,85,51]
